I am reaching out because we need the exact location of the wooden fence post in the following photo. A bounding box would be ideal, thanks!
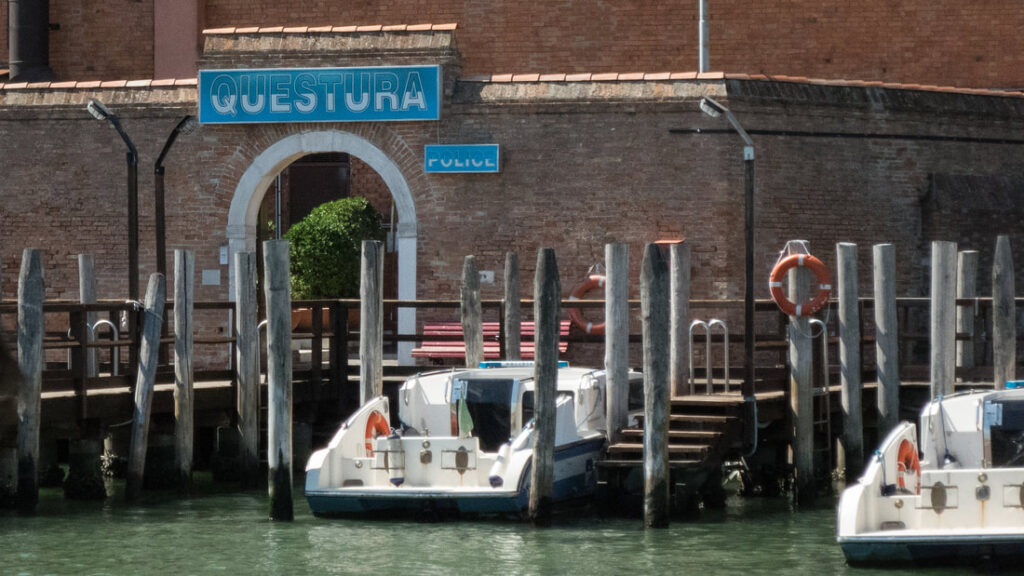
[234,251,259,484]
[174,250,195,493]
[837,242,863,478]
[956,250,979,376]
[787,240,814,506]
[993,235,1016,389]
[17,248,44,511]
[359,240,383,405]
[529,248,560,526]
[263,240,293,521]
[461,255,484,367]
[504,252,521,360]
[78,254,98,378]
[873,244,900,437]
[641,243,670,528]
[605,243,630,445]
[670,242,691,398]
[930,241,957,398]
[125,273,166,501]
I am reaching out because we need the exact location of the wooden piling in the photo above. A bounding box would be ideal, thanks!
[174,250,195,492]
[461,255,484,367]
[359,240,383,405]
[670,242,691,398]
[529,248,560,526]
[78,254,98,378]
[605,243,629,444]
[930,241,957,398]
[873,244,900,437]
[955,250,979,375]
[993,235,1016,389]
[641,243,670,528]
[125,273,166,501]
[504,252,521,360]
[17,248,44,510]
[234,251,260,484]
[836,242,863,478]
[787,241,814,505]
[263,240,293,521]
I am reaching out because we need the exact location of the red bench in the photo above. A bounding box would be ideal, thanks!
[412,320,570,363]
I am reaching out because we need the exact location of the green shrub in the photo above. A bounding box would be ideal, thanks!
[284,197,384,299]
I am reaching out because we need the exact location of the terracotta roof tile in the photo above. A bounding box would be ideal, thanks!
[100,80,127,88]
[76,81,102,89]
[618,72,645,81]
[356,25,383,32]
[333,25,358,33]
[432,23,458,31]
[307,26,333,33]
[696,71,725,80]
[539,73,566,82]
[126,80,152,88]
[282,26,308,34]
[235,26,260,34]
[490,74,514,83]
[591,73,618,81]
[50,81,78,89]
[26,81,52,89]
[669,72,697,80]
[382,24,408,31]
[151,79,177,87]
[462,75,491,82]
[174,78,198,86]
[512,73,540,82]
[4,82,28,90]
[643,72,671,80]
[258,26,284,33]
[564,73,591,82]
[407,23,433,31]
[204,27,236,35]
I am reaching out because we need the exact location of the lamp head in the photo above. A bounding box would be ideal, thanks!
[86,98,112,121]
[699,97,725,118]
[177,115,198,136]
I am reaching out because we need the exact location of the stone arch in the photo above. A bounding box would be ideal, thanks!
[226,129,418,363]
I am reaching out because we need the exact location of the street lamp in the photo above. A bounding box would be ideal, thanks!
[88,98,140,301]
[154,116,198,280]
[700,96,757,452]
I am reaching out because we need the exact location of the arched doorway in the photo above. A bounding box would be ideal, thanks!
[226,130,417,364]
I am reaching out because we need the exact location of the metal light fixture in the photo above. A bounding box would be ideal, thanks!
[700,96,757,452]
[87,98,140,301]
[154,115,198,280]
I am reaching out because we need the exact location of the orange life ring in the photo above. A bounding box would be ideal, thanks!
[896,439,921,494]
[364,411,390,456]
[568,274,606,335]
[768,253,832,317]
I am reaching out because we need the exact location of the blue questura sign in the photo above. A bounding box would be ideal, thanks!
[424,144,501,173]
[198,65,441,124]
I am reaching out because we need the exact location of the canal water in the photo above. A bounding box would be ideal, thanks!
[0,483,983,575]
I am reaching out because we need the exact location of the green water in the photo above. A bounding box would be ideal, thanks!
[0,486,981,576]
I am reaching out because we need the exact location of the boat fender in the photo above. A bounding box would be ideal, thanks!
[768,253,832,317]
[489,443,512,488]
[364,410,390,457]
[567,274,607,335]
[386,433,405,487]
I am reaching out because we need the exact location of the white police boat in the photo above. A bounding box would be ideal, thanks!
[837,387,1024,566]
[305,362,636,518]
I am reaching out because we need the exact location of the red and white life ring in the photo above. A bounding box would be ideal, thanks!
[568,274,606,335]
[364,411,390,456]
[768,253,832,317]
[896,439,921,494]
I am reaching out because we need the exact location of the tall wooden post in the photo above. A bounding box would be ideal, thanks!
[787,240,814,505]
[641,243,670,528]
[873,244,900,437]
[605,243,630,444]
[125,273,166,501]
[993,235,1016,389]
[930,241,957,398]
[504,252,521,360]
[529,248,560,526]
[174,251,195,492]
[670,242,691,398]
[837,242,863,478]
[234,252,260,484]
[359,240,383,405]
[78,254,98,378]
[17,248,44,511]
[955,250,979,376]
[461,255,484,367]
[263,240,293,521]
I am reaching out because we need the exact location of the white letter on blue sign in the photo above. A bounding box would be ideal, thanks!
[294,73,317,114]
[240,75,266,114]
[345,72,370,112]
[318,73,342,113]
[374,72,400,111]
[270,74,291,113]
[401,72,427,110]
[210,75,238,116]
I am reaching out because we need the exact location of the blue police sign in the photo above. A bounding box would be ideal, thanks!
[424,144,501,173]
[198,65,442,124]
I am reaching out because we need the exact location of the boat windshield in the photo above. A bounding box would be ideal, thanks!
[455,378,515,452]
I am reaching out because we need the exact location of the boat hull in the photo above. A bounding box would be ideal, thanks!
[841,534,1024,567]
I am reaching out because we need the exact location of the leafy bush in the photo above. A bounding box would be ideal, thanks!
[284,197,384,299]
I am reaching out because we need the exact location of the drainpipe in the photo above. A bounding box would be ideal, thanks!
[8,0,54,81]
[698,0,709,73]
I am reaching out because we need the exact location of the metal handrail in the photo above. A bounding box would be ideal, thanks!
[689,318,730,395]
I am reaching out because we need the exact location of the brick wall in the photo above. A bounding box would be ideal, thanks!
[0,1,7,69]
[202,0,1024,89]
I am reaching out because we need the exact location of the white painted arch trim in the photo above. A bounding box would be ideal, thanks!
[225,129,418,364]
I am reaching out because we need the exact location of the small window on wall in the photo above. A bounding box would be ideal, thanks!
[286,152,351,226]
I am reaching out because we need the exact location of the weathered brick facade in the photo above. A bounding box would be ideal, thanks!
[3,1,1024,89]
[1,28,1022,369]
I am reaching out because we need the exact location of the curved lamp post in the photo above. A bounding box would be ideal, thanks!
[699,96,757,452]
[154,116,198,280]
[87,98,139,300]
